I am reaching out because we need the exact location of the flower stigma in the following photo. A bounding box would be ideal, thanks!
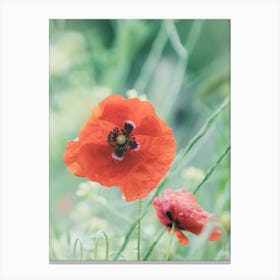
[116,135,126,145]
[107,120,139,160]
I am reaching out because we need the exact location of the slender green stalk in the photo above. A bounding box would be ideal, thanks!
[163,20,205,120]
[66,225,71,247]
[185,20,206,56]
[165,20,187,59]
[113,178,168,260]
[134,23,168,93]
[171,97,229,174]
[143,228,166,261]
[50,244,58,260]
[113,220,137,261]
[193,146,230,194]
[73,238,83,260]
[94,231,109,261]
[166,224,175,261]
[182,98,229,160]
[94,238,99,260]
[137,199,142,261]
[101,231,110,261]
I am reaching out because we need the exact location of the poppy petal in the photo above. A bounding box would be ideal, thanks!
[63,120,115,177]
[92,95,139,128]
[118,135,176,201]
[94,95,165,135]
[134,114,164,137]
[174,228,189,245]
[77,144,136,186]
[208,226,222,241]
[79,119,116,145]
[152,197,171,226]
[62,140,84,177]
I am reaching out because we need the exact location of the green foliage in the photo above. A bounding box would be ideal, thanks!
[49,19,230,261]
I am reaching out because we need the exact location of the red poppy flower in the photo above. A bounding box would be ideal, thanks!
[152,188,222,245]
[63,94,176,202]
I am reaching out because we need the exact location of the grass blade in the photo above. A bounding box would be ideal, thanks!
[171,97,229,174]
[143,228,166,261]
[93,231,110,260]
[137,199,142,261]
[73,238,83,260]
[134,23,168,93]
[193,145,230,194]
[101,231,110,261]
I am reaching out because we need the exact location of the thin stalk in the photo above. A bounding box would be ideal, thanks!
[193,146,230,194]
[137,199,142,261]
[50,244,58,260]
[73,238,83,260]
[185,20,206,56]
[113,178,168,260]
[171,97,229,174]
[101,231,110,261]
[94,231,109,261]
[166,224,175,261]
[165,20,187,59]
[163,20,205,120]
[134,23,168,93]
[94,238,99,260]
[113,222,136,261]
[66,225,71,246]
[143,228,166,261]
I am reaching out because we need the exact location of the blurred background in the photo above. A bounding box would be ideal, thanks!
[49,19,230,261]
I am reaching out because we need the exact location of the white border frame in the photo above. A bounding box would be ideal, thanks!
[1,0,279,279]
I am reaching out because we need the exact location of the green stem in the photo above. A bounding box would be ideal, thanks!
[113,178,168,260]
[184,20,206,56]
[170,98,229,175]
[102,231,109,261]
[95,231,109,261]
[73,238,83,260]
[137,199,142,261]
[134,23,168,93]
[165,20,187,59]
[66,225,71,246]
[166,224,175,261]
[163,20,205,120]
[94,238,99,260]
[193,146,230,194]
[143,228,166,261]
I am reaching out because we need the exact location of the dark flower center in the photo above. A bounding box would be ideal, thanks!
[107,121,139,160]
[165,210,185,230]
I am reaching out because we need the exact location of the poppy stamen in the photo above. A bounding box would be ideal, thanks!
[166,210,174,222]
[107,121,139,160]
